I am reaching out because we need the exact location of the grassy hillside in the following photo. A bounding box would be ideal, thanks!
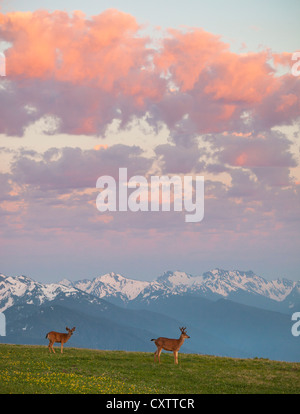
[0,344,299,394]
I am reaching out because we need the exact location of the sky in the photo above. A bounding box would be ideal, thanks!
[0,0,299,282]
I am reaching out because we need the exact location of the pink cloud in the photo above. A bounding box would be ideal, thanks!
[0,9,166,135]
[1,9,146,85]
[0,10,299,137]
[156,28,277,103]
[155,29,300,135]
[209,131,297,169]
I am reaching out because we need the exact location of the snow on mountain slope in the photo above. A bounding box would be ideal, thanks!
[197,269,295,301]
[0,268,298,312]
[63,268,297,304]
[0,273,80,312]
[157,271,204,289]
[282,281,300,309]
[134,269,295,303]
[69,272,149,302]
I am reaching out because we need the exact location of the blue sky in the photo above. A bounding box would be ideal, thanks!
[2,0,300,52]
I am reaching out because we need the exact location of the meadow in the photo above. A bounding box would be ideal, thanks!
[0,344,299,394]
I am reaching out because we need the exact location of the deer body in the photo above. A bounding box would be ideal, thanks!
[151,327,190,364]
[46,327,75,353]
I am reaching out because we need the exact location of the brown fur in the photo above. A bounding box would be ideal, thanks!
[151,327,190,364]
[46,326,75,353]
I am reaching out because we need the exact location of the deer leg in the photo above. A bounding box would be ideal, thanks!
[157,348,162,363]
[154,348,160,363]
[51,343,55,353]
[61,343,64,354]
[174,351,178,364]
[48,342,52,353]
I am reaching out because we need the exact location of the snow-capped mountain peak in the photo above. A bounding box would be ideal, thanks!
[136,268,297,304]
[59,278,74,288]
[197,268,296,300]
[72,272,149,302]
[1,268,299,313]
[0,273,80,312]
[157,270,202,287]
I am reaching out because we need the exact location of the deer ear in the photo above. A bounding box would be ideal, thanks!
[72,327,76,331]
[66,327,69,331]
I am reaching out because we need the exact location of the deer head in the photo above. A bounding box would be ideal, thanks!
[66,327,76,336]
[180,327,190,338]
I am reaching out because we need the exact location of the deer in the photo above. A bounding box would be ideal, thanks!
[151,327,190,364]
[45,326,75,353]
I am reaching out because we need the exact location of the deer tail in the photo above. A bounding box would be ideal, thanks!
[150,338,156,341]
[45,333,49,339]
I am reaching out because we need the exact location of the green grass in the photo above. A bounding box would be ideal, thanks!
[0,344,299,394]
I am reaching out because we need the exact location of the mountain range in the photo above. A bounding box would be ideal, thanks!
[0,269,299,362]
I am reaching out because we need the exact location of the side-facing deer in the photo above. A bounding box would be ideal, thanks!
[151,327,190,364]
[45,326,75,353]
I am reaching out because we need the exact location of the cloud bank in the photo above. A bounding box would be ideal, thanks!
[0,8,299,280]
[0,9,299,136]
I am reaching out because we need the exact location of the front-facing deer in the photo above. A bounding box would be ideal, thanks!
[151,327,190,364]
[46,326,75,353]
